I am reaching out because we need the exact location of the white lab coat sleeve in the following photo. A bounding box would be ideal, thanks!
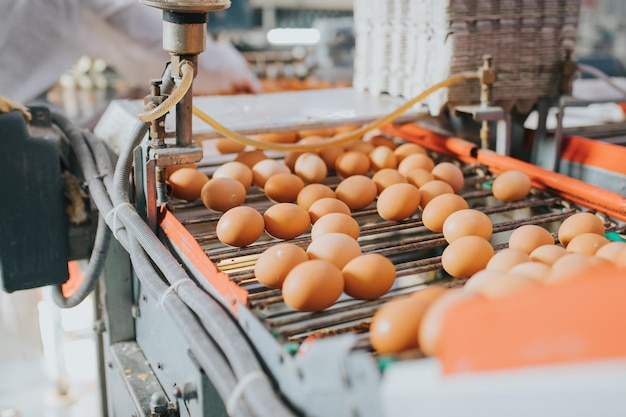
[0,0,86,103]
[81,0,261,94]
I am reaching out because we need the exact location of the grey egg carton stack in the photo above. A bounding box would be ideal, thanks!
[353,0,581,115]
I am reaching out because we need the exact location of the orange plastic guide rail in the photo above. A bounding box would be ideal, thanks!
[438,266,626,374]
[385,123,626,222]
[62,260,84,297]
[159,207,248,313]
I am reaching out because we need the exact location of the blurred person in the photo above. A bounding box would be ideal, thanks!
[0,0,261,105]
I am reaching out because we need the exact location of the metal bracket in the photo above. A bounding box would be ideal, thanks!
[109,341,179,417]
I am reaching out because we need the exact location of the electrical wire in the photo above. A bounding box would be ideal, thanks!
[192,70,479,152]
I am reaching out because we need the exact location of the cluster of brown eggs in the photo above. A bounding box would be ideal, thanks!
[165,128,624,358]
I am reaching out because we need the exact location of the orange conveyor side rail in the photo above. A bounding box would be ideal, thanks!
[160,207,249,312]
[384,123,626,222]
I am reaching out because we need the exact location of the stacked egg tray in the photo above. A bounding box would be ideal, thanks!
[165,146,625,350]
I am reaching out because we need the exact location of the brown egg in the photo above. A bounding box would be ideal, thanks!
[215,137,246,154]
[297,127,336,139]
[234,149,268,168]
[405,168,435,188]
[166,163,197,179]
[334,151,371,178]
[548,253,613,283]
[441,236,494,278]
[252,131,298,144]
[418,180,454,209]
[263,203,310,240]
[557,212,605,247]
[342,253,396,300]
[421,193,469,233]
[264,172,305,203]
[306,233,361,269]
[491,170,532,202]
[252,159,290,189]
[616,247,626,268]
[200,177,246,212]
[397,153,435,176]
[294,152,328,184]
[335,175,377,210]
[284,151,304,171]
[508,224,555,254]
[595,241,626,263]
[308,198,351,224]
[418,288,474,357]
[508,261,552,282]
[370,286,447,355]
[216,206,265,247]
[212,161,253,188]
[345,139,375,155]
[486,248,531,272]
[310,212,360,240]
[463,269,510,293]
[254,242,308,289]
[367,134,397,149]
[376,183,421,221]
[168,167,209,201]
[566,232,609,255]
[442,209,493,244]
[296,183,336,210]
[371,168,407,194]
[478,273,538,299]
[431,162,465,193]
[318,146,345,170]
[394,143,427,162]
[282,260,344,311]
[335,125,361,134]
[369,146,398,171]
[529,244,567,266]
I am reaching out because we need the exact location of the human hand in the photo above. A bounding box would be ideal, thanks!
[195,40,262,95]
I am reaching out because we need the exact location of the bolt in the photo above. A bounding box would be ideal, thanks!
[150,392,168,415]
[182,382,198,401]
[156,362,163,370]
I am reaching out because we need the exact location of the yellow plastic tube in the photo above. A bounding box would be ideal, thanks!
[138,61,195,123]
[191,71,479,152]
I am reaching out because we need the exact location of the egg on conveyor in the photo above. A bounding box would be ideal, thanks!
[264,172,305,203]
[335,175,378,210]
[308,198,351,224]
[557,211,606,247]
[507,224,555,254]
[376,183,421,221]
[254,243,308,289]
[491,170,532,202]
[421,193,468,233]
[369,286,447,355]
[306,233,361,269]
[296,183,336,211]
[263,203,310,240]
[215,206,265,247]
[168,167,208,201]
[201,177,246,212]
[441,235,494,279]
[282,260,344,312]
[310,212,360,240]
[342,253,396,300]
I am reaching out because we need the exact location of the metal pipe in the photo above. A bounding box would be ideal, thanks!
[176,80,194,147]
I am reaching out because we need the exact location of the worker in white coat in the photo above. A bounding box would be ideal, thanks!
[0,0,261,105]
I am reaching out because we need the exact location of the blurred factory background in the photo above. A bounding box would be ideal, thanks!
[1,0,626,416]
